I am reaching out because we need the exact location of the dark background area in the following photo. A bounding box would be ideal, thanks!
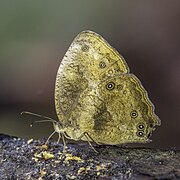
[0,1,179,149]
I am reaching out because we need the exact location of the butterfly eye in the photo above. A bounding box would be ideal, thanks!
[137,131,144,137]
[130,110,138,118]
[81,44,89,52]
[137,123,145,130]
[106,82,115,90]
[99,61,106,68]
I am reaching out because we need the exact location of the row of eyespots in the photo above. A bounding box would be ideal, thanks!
[130,110,146,137]
[105,84,145,134]
[81,43,121,73]
[82,44,119,74]
[131,110,146,137]
[106,82,146,138]
[81,44,107,69]
[137,123,145,137]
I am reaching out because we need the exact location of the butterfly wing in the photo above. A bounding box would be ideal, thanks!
[98,74,160,144]
[66,74,160,144]
[55,31,129,124]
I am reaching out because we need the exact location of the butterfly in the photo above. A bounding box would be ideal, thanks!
[52,30,161,149]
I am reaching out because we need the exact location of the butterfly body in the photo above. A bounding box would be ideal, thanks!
[54,31,160,145]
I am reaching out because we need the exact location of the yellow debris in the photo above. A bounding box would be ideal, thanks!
[42,151,55,160]
[64,153,84,163]
[77,167,86,175]
[36,144,48,150]
[27,139,33,144]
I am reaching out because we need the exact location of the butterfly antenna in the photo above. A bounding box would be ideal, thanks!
[21,111,62,128]
[30,119,58,128]
[21,111,56,121]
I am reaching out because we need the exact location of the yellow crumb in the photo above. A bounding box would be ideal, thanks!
[32,157,39,162]
[27,139,33,144]
[42,151,55,160]
[34,152,42,159]
[64,153,84,162]
[77,167,86,175]
[36,144,48,150]
[40,169,46,177]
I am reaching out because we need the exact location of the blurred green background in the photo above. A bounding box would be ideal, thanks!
[0,1,180,149]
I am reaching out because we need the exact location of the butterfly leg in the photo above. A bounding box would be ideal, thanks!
[77,132,98,153]
[84,133,98,153]
[45,131,56,145]
[61,132,67,152]
[57,132,61,144]
[55,131,67,152]
[84,132,102,145]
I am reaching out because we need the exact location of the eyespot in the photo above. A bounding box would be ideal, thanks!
[137,123,145,130]
[81,44,89,52]
[130,110,138,118]
[99,61,106,68]
[106,82,115,90]
[137,131,144,137]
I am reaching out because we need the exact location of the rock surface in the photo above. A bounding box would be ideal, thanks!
[0,134,180,180]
